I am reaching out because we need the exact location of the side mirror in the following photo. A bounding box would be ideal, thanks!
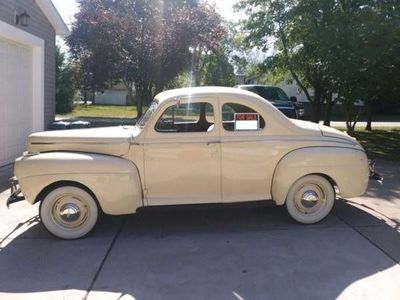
[290,96,297,102]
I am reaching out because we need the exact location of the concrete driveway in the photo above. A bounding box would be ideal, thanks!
[0,160,399,300]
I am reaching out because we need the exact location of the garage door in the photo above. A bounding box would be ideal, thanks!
[0,37,33,167]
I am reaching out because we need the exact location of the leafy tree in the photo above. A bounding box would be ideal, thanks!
[199,52,236,86]
[237,0,331,123]
[237,0,400,134]
[55,46,76,114]
[68,0,225,118]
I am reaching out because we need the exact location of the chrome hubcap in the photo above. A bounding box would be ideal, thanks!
[295,184,326,214]
[301,190,319,208]
[52,195,88,229]
[59,203,81,222]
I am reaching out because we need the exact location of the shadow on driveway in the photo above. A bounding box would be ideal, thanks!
[0,201,399,300]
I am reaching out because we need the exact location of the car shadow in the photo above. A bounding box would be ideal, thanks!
[0,200,399,299]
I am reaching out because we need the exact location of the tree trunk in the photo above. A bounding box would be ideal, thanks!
[365,98,373,131]
[323,92,334,127]
[134,81,152,119]
[83,91,88,104]
[346,123,355,136]
[126,90,134,105]
[91,88,96,105]
[310,85,323,123]
[344,100,359,136]
[310,101,320,123]
[134,83,144,119]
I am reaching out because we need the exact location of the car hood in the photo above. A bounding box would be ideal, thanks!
[269,100,294,108]
[27,126,140,156]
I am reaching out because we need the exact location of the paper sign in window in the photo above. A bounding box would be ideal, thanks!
[234,113,260,131]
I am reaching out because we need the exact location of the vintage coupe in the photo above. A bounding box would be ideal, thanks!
[8,87,371,239]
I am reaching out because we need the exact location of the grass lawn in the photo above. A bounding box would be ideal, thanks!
[335,127,400,161]
[60,104,139,118]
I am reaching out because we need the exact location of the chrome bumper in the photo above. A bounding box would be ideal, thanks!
[6,177,25,208]
[369,160,383,183]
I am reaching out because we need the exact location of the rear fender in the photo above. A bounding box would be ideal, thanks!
[271,147,369,205]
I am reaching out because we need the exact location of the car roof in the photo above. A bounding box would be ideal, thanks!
[154,86,260,103]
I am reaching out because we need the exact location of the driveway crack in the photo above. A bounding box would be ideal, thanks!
[333,211,399,265]
[83,217,126,300]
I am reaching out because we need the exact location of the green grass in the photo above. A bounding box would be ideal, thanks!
[60,104,139,118]
[335,127,400,161]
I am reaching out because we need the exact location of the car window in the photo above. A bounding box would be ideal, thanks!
[155,102,215,133]
[255,87,289,101]
[222,103,265,131]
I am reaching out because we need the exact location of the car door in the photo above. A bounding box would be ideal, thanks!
[220,100,273,202]
[143,98,221,205]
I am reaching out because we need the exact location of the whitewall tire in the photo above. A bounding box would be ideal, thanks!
[285,175,335,224]
[39,185,99,239]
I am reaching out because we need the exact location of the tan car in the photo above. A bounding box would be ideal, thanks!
[8,87,373,239]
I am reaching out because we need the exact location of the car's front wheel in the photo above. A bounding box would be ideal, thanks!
[285,175,335,224]
[39,185,99,239]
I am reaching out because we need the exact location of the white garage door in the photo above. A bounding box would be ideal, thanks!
[0,37,33,167]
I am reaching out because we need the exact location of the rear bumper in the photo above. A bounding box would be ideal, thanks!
[6,177,25,208]
[369,160,383,183]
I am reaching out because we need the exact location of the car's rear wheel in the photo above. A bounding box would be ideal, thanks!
[285,175,335,224]
[39,185,98,239]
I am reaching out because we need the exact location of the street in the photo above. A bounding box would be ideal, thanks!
[0,160,399,300]
[321,121,400,128]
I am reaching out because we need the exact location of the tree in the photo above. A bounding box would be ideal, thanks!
[237,0,400,133]
[68,0,225,118]
[237,0,333,123]
[199,52,236,86]
[55,46,76,114]
[319,0,400,134]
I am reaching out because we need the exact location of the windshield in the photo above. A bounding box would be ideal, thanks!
[255,86,290,101]
[136,101,159,128]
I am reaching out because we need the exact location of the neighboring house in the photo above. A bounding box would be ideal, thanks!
[95,82,130,105]
[0,0,68,168]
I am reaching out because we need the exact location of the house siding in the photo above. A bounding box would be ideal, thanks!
[0,0,56,129]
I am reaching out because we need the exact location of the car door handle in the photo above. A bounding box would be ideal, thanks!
[207,140,220,145]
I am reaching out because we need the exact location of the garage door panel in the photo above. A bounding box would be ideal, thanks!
[0,37,33,167]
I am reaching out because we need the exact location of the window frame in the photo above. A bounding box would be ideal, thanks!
[221,102,266,133]
[153,99,217,134]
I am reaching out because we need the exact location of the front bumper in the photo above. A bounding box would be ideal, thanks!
[369,160,383,183]
[6,177,25,208]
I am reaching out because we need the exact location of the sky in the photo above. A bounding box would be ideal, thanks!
[52,0,243,30]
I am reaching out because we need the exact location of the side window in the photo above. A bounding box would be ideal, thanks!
[222,103,265,131]
[155,102,215,133]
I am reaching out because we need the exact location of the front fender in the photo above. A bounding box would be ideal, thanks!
[15,152,143,215]
[271,147,369,205]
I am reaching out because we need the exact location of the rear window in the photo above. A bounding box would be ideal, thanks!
[222,103,265,131]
